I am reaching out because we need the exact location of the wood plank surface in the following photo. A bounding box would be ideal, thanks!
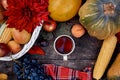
[0,16,120,80]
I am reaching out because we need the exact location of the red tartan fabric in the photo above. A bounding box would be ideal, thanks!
[44,64,92,80]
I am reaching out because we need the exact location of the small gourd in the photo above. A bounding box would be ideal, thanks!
[107,53,120,80]
[78,0,120,40]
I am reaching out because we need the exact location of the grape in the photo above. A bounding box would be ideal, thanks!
[17,74,22,79]
[34,67,38,72]
[34,77,39,80]
[23,62,28,67]
[23,74,28,79]
[30,76,34,80]
[13,54,52,80]
[14,63,21,69]
[16,71,21,75]
[37,69,41,74]
[28,75,31,79]
[39,76,44,79]
[23,58,28,62]
[24,68,30,75]
[31,59,37,64]
[32,72,37,76]
[13,66,19,72]
[39,40,49,47]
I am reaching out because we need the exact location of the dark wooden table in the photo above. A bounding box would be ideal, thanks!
[0,16,120,80]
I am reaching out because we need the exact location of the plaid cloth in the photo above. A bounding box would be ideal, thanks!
[43,64,92,80]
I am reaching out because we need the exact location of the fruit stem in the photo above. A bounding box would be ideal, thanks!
[10,53,22,67]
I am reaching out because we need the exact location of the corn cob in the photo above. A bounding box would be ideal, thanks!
[0,73,8,80]
[93,35,117,80]
[0,28,12,43]
[0,22,7,36]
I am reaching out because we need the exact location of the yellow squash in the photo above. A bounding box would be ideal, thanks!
[107,53,120,80]
[48,0,82,22]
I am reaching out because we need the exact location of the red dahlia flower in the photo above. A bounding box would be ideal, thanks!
[4,0,49,33]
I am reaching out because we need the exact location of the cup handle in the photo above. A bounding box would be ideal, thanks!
[63,55,68,61]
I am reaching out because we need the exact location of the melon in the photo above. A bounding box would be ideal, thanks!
[48,0,82,22]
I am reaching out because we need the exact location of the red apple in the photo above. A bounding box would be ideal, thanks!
[43,19,57,32]
[0,43,10,57]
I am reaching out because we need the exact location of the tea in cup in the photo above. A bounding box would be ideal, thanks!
[54,35,75,61]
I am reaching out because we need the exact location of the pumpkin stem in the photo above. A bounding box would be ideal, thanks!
[103,2,116,16]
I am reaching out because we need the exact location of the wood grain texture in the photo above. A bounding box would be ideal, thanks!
[0,16,120,80]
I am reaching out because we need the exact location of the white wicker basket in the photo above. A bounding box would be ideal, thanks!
[0,23,42,61]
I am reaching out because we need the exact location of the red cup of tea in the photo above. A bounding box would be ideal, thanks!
[54,35,75,61]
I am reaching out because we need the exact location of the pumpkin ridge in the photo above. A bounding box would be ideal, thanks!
[79,0,120,40]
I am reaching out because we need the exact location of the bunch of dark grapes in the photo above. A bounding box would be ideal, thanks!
[13,54,52,80]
